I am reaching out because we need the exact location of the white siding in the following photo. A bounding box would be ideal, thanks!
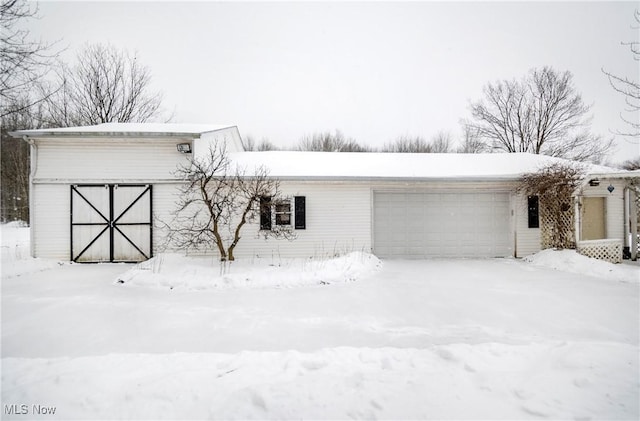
[515,192,541,257]
[237,182,371,259]
[219,182,372,259]
[34,138,191,182]
[151,183,184,255]
[31,184,70,260]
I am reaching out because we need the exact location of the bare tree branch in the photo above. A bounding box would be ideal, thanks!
[467,66,612,162]
[40,43,165,126]
[602,10,640,138]
[297,130,371,152]
[0,0,61,118]
[160,141,294,262]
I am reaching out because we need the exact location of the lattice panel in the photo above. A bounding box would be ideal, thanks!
[634,186,640,255]
[577,240,623,264]
[539,196,575,250]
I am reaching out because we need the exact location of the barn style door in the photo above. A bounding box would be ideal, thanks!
[71,184,152,263]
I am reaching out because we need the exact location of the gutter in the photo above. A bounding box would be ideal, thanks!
[258,175,524,183]
[9,131,204,139]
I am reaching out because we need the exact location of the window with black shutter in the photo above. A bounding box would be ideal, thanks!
[294,196,306,229]
[260,196,272,230]
[527,195,539,228]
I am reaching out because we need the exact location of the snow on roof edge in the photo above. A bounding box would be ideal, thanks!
[231,151,626,181]
[228,151,629,181]
[10,123,238,138]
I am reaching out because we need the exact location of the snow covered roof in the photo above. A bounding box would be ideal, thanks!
[12,123,237,138]
[230,151,624,181]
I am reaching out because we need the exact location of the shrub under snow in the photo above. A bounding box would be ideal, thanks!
[115,252,383,290]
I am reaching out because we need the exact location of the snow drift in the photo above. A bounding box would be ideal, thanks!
[524,249,639,283]
[115,252,382,290]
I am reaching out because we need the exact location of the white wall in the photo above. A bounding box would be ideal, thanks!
[580,179,626,240]
[224,182,372,259]
[33,138,191,183]
[515,193,541,257]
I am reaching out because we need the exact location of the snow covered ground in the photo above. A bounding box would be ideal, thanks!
[2,224,639,420]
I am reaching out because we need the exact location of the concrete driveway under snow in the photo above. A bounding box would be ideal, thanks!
[2,247,639,419]
[2,258,638,358]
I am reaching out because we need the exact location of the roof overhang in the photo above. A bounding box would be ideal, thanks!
[9,124,238,139]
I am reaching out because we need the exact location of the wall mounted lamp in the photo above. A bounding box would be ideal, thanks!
[588,179,600,186]
[176,143,192,153]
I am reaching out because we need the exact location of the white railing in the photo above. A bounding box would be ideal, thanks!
[576,239,623,264]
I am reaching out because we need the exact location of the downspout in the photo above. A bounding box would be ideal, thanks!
[23,136,37,257]
[623,187,630,258]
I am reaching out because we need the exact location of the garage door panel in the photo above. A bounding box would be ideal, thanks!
[374,191,511,258]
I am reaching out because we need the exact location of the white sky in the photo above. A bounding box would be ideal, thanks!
[30,1,639,162]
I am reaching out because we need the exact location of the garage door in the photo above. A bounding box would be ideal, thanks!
[374,192,512,258]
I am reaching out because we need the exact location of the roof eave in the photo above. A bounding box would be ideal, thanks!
[10,131,203,139]
[264,175,522,183]
[9,125,236,139]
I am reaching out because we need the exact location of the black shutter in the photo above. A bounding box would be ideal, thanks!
[260,196,272,230]
[294,196,306,229]
[527,196,539,228]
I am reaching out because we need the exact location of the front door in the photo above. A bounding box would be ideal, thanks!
[71,184,152,262]
[581,197,606,240]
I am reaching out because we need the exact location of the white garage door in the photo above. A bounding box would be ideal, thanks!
[374,192,512,258]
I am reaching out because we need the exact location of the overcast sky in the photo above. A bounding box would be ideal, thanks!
[30,1,639,162]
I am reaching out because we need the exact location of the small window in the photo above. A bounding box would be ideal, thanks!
[275,202,291,225]
[528,196,539,228]
[260,196,272,230]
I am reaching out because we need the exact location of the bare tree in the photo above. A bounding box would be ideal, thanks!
[383,131,452,153]
[383,136,430,153]
[603,10,640,137]
[457,123,488,153]
[297,130,371,152]
[467,66,612,162]
[40,43,165,126]
[430,131,453,153]
[519,162,585,249]
[0,0,59,118]
[620,156,640,170]
[242,135,278,151]
[0,98,45,222]
[162,142,294,262]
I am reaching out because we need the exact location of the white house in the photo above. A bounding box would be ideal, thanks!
[11,123,639,263]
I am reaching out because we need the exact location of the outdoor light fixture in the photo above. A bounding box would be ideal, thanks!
[588,179,600,187]
[607,184,615,194]
[176,143,192,153]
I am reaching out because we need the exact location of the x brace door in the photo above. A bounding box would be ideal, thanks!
[70,184,153,262]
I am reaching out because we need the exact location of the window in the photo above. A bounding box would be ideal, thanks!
[275,202,291,225]
[259,195,306,230]
[527,195,539,228]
